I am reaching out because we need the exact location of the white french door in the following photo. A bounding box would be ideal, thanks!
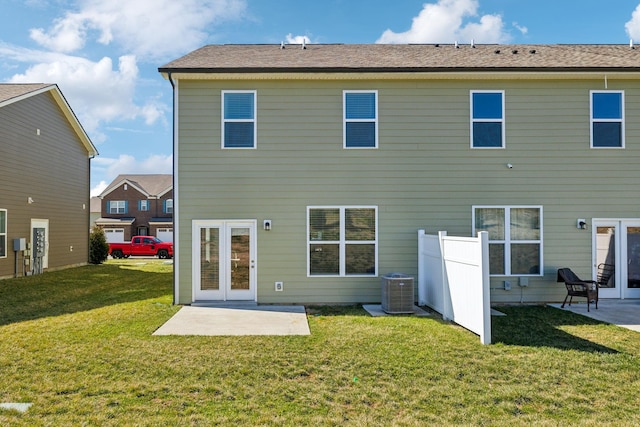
[593,220,640,299]
[192,220,256,302]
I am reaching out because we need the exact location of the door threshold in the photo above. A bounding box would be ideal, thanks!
[191,301,258,308]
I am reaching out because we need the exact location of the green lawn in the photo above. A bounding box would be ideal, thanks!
[1,260,640,425]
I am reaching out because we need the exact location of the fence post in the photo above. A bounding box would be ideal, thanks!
[479,231,491,345]
[438,230,450,321]
[417,229,426,306]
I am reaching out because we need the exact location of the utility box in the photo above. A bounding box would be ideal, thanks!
[13,238,26,251]
[381,273,415,314]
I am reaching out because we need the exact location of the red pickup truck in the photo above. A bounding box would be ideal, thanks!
[109,236,173,259]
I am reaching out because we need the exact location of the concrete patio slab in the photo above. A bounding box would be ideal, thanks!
[153,305,310,336]
[548,299,640,332]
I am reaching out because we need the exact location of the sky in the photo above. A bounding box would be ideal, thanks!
[2,0,640,196]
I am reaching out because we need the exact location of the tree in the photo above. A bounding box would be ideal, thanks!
[89,226,110,264]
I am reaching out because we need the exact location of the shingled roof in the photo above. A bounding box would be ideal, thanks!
[159,44,640,74]
[0,83,52,104]
[100,174,173,199]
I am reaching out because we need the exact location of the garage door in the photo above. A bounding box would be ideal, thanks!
[157,228,173,242]
[104,228,125,243]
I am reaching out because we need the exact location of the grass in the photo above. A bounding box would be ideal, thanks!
[1,260,640,425]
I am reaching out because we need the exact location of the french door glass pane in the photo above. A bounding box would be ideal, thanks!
[230,228,250,290]
[596,226,616,288]
[627,227,640,289]
[200,228,219,291]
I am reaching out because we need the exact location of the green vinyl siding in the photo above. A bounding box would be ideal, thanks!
[175,78,640,304]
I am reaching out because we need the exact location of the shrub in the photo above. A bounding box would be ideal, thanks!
[89,226,110,264]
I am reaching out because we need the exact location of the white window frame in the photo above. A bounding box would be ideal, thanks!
[109,201,126,214]
[307,206,378,277]
[590,90,625,149]
[470,90,505,149]
[139,200,149,211]
[221,90,257,149]
[343,90,379,149]
[472,205,543,277]
[0,209,6,258]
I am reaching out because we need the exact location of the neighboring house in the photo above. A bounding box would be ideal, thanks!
[0,83,98,279]
[159,43,640,305]
[96,174,173,243]
[90,196,102,229]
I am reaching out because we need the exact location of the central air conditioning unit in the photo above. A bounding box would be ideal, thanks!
[381,273,415,314]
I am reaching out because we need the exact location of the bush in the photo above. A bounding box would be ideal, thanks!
[89,226,110,264]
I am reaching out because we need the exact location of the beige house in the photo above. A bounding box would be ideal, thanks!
[0,84,97,279]
[160,43,640,305]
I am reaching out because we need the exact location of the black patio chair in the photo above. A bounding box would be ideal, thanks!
[557,268,598,312]
[596,263,615,289]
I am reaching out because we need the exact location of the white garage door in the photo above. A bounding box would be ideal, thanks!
[157,228,173,242]
[104,228,125,243]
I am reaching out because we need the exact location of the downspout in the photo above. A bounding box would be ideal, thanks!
[168,72,178,305]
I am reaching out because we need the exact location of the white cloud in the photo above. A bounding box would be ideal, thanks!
[512,22,528,36]
[376,0,509,44]
[625,4,640,41]
[7,51,164,141]
[285,33,311,44]
[90,180,109,197]
[29,0,247,60]
[93,154,173,182]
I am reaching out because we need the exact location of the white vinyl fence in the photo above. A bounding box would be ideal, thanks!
[417,230,491,344]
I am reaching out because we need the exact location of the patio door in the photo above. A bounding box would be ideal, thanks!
[593,220,640,299]
[192,220,256,302]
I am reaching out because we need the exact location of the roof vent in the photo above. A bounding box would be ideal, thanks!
[529,49,536,54]
[494,49,501,54]
[302,39,306,50]
[471,39,475,48]
[280,41,285,49]
[435,44,440,48]
[631,39,635,50]
[512,49,518,54]
[455,41,459,49]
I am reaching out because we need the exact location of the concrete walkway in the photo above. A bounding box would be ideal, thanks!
[548,299,640,332]
[153,304,310,336]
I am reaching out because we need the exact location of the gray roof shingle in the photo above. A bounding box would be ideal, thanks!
[0,83,53,104]
[159,44,640,74]
[101,174,173,198]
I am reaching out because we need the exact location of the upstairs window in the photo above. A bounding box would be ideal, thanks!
[471,91,505,148]
[164,199,173,214]
[308,206,377,276]
[139,200,149,211]
[344,91,378,148]
[109,201,127,214]
[222,90,256,149]
[591,91,624,148]
[473,206,542,276]
[0,209,6,258]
